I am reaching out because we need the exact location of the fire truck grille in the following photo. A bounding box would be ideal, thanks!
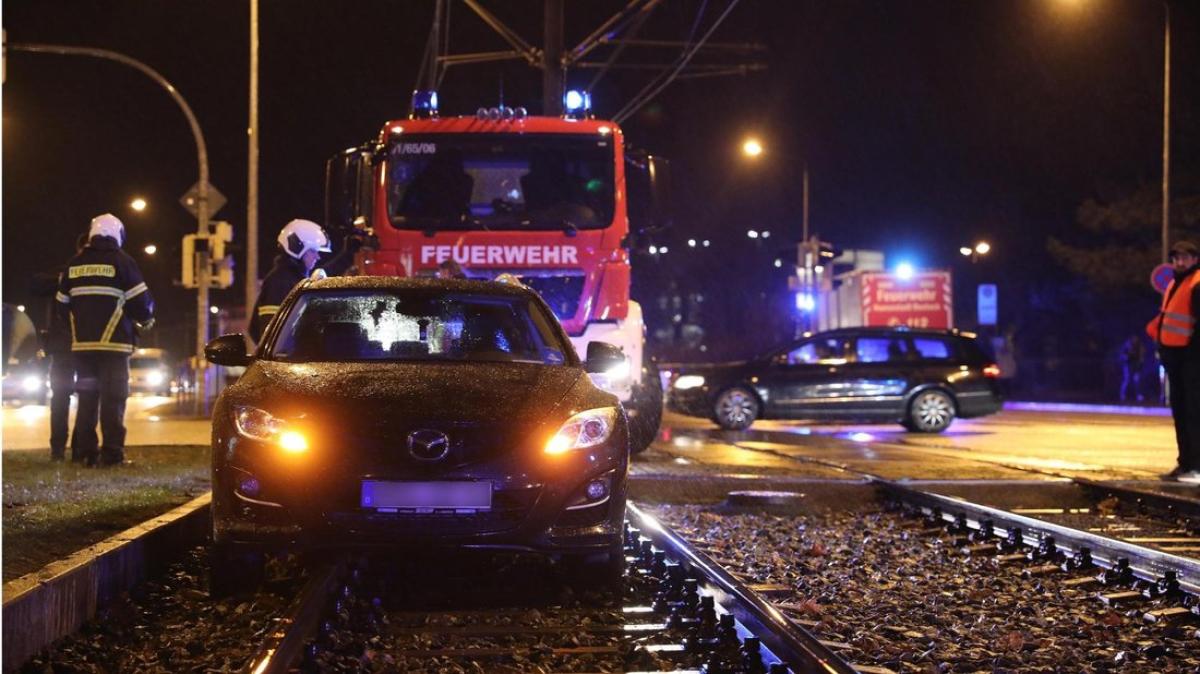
[519,275,585,321]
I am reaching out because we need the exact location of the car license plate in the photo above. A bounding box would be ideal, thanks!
[360,481,492,511]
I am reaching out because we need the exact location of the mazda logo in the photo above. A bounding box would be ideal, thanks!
[407,429,450,461]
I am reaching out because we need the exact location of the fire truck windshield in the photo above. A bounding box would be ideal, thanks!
[386,134,615,232]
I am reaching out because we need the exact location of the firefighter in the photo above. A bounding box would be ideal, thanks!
[249,219,365,343]
[1148,241,1200,482]
[55,214,155,467]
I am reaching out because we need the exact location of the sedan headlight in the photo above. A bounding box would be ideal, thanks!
[22,375,42,393]
[234,405,309,453]
[672,375,706,390]
[545,407,618,455]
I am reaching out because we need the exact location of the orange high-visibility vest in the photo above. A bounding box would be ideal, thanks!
[1147,271,1200,347]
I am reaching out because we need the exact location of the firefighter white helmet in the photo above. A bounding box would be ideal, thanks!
[277,219,332,260]
[89,213,125,246]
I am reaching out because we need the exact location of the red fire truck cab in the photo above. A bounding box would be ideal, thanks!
[325,101,667,453]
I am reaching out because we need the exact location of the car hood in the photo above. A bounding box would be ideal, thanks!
[243,360,583,422]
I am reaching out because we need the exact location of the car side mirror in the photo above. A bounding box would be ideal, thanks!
[205,334,251,367]
[585,341,625,374]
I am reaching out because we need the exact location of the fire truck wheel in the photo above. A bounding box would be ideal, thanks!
[714,387,759,431]
[627,361,663,455]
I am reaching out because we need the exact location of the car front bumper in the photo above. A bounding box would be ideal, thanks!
[212,434,628,556]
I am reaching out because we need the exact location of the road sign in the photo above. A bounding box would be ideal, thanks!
[860,271,953,329]
[977,283,998,326]
[179,182,226,218]
[1151,263,1174,294]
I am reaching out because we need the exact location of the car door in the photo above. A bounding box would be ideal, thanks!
[832,334,915,418]
[762,335,852,418]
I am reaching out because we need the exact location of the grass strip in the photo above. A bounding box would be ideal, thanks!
[3,445,210,581]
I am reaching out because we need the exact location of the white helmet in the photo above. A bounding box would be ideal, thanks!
[89,213,125,246]
[277,219,332,259]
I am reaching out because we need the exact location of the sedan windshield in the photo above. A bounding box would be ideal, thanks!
[386,133,614,231]
[269,290,571,365]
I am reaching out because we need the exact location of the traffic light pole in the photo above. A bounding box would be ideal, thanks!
[8,43,213,415]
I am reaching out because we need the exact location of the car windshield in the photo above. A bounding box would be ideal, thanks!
[269,290,571,365]
[386,133,614,231]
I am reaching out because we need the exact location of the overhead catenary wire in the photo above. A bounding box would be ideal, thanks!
[613,0,742,124]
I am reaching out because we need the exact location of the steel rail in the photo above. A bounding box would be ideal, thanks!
[627,502,859,674]
[243,559,342,674]
[876,478,1200,595]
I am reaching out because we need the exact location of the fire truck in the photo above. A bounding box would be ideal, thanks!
[324,91,667,453]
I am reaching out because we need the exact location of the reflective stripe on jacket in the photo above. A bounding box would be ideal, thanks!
[55,237,154,353]
[1147,270,1200,347]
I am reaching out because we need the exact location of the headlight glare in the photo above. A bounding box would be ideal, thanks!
[147,370,166,386]
[22,375,42,392]
[545,407,617,455]
[673,374,705,390]
[234,406,309,454]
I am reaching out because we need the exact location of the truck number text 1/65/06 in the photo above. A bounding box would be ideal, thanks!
[420,245,580,266]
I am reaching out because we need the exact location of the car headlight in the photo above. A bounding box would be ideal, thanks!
[22,375,41,393]
[234,405,309,453]
[147,370,166,386]
[672,375,706,390]
[545,407,618,455]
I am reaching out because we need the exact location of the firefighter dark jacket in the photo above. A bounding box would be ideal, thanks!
[249,254,308,343]
[55,236,154,353]
[249,244,359,343]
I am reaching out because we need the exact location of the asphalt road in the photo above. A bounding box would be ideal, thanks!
[2,398,1178,482]
[1,395,210,451]
[653,408,1177,482]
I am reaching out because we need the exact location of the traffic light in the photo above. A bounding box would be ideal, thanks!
[209,221,234,289]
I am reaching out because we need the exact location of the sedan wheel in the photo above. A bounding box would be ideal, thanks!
[907,389,955,433]
[714,387,759,431]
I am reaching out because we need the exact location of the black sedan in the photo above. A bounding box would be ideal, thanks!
[205,276,629,593]
[667,327,1002,432]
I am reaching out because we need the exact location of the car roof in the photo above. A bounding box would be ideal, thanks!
[301,275,539,300]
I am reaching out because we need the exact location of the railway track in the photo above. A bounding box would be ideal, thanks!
[246,503,857,674]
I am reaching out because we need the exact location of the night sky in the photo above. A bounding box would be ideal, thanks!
[3,1,1198,359]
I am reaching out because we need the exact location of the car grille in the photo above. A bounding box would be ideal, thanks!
[519,274,585,321]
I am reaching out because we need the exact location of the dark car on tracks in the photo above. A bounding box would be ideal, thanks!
[667,327,1002,433]
[205,276,630,593]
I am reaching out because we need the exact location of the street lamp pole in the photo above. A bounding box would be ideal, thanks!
[1161,0,1171,263]
[9,43,213,413]
[247,0,261,318]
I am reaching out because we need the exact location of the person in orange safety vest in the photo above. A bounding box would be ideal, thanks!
[1147,241,1200,481]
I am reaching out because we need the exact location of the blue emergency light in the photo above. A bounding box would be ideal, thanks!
[563,89,591,118]
[410,90,439,119]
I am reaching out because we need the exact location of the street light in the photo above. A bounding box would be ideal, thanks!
[144,244,158,255]
[959,247,973,257]
[130,197,147,212]
[974,241,991,255]
[741,137,764,158]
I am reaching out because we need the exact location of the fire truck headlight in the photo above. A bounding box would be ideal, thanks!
[147,370,166,387]
[672,375,706,390]
[604,359,631,383]
[22,375,42,393]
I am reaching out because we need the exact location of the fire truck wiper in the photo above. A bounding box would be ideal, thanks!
[560,219,579,237]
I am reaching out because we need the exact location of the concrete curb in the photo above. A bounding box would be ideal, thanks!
[1,492,212,673]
